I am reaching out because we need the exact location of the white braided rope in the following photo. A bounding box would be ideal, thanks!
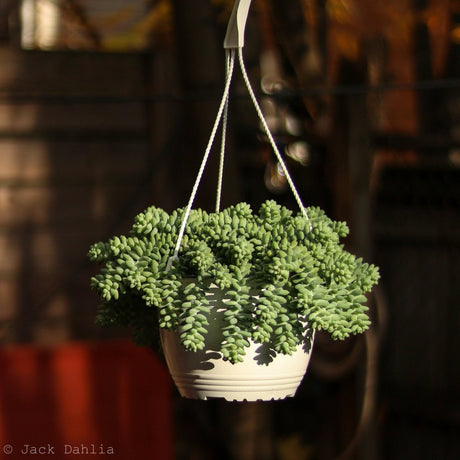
[167,45,313,271]
[166,49,236,271]
[215,51,233,213]
[237,47,311,224]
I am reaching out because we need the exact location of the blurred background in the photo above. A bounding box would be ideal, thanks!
[0,0,459,459]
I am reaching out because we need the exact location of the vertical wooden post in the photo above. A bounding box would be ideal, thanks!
[327,56,381,460]
[170,0,241,211]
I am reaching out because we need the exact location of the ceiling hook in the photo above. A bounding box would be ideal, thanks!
[224,0,253,49]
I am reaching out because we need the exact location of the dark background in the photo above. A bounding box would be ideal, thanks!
[0,1,458,459]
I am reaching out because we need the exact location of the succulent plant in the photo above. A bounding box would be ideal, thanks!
[89,200,379,364]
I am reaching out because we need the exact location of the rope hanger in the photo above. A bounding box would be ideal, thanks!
[167,0,310,271]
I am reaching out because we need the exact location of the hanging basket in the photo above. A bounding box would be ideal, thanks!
[159,0,317,401]
[88,0,379,405]
[160,283,314,401]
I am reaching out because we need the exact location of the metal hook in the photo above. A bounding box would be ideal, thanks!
[224,0,252,49]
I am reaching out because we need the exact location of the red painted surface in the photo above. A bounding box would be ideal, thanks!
[0,341,173,459]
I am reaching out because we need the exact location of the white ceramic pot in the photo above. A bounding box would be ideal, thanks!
[160,284,314,401]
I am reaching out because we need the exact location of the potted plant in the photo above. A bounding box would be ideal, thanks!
[88,200,379,401]
[89,1,379,401]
